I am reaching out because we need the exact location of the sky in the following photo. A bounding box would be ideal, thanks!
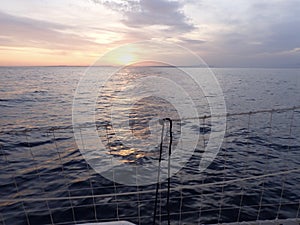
[0,0,300,67]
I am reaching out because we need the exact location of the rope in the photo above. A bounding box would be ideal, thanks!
[165,118,173,225]
[1,105,299,223]
[153,120,165,225]
[153,118,172,225]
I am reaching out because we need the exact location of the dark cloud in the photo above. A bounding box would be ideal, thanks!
[263,20,300,54]
[91,0,140,12]
[93,0,194,32]
[177,38,206,48]
[0,10,68,31]
[0,11,101,50]
[243,0,300,54]
[201,0,300,67]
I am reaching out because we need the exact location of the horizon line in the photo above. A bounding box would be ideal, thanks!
[1,65,300,69]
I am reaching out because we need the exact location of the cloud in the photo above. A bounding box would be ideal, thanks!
[191,0,300,67]
[175,37,206,50]
[2,0,299,67]
[93,0,194,32]
[0,10,102,51]
[92,0,140,12]
[242,0,300,54]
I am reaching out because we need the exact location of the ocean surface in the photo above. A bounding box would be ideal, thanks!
[0,66,300,225]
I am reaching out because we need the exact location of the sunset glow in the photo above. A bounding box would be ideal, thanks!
[107,45,139,66]
[115,53,137,65]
